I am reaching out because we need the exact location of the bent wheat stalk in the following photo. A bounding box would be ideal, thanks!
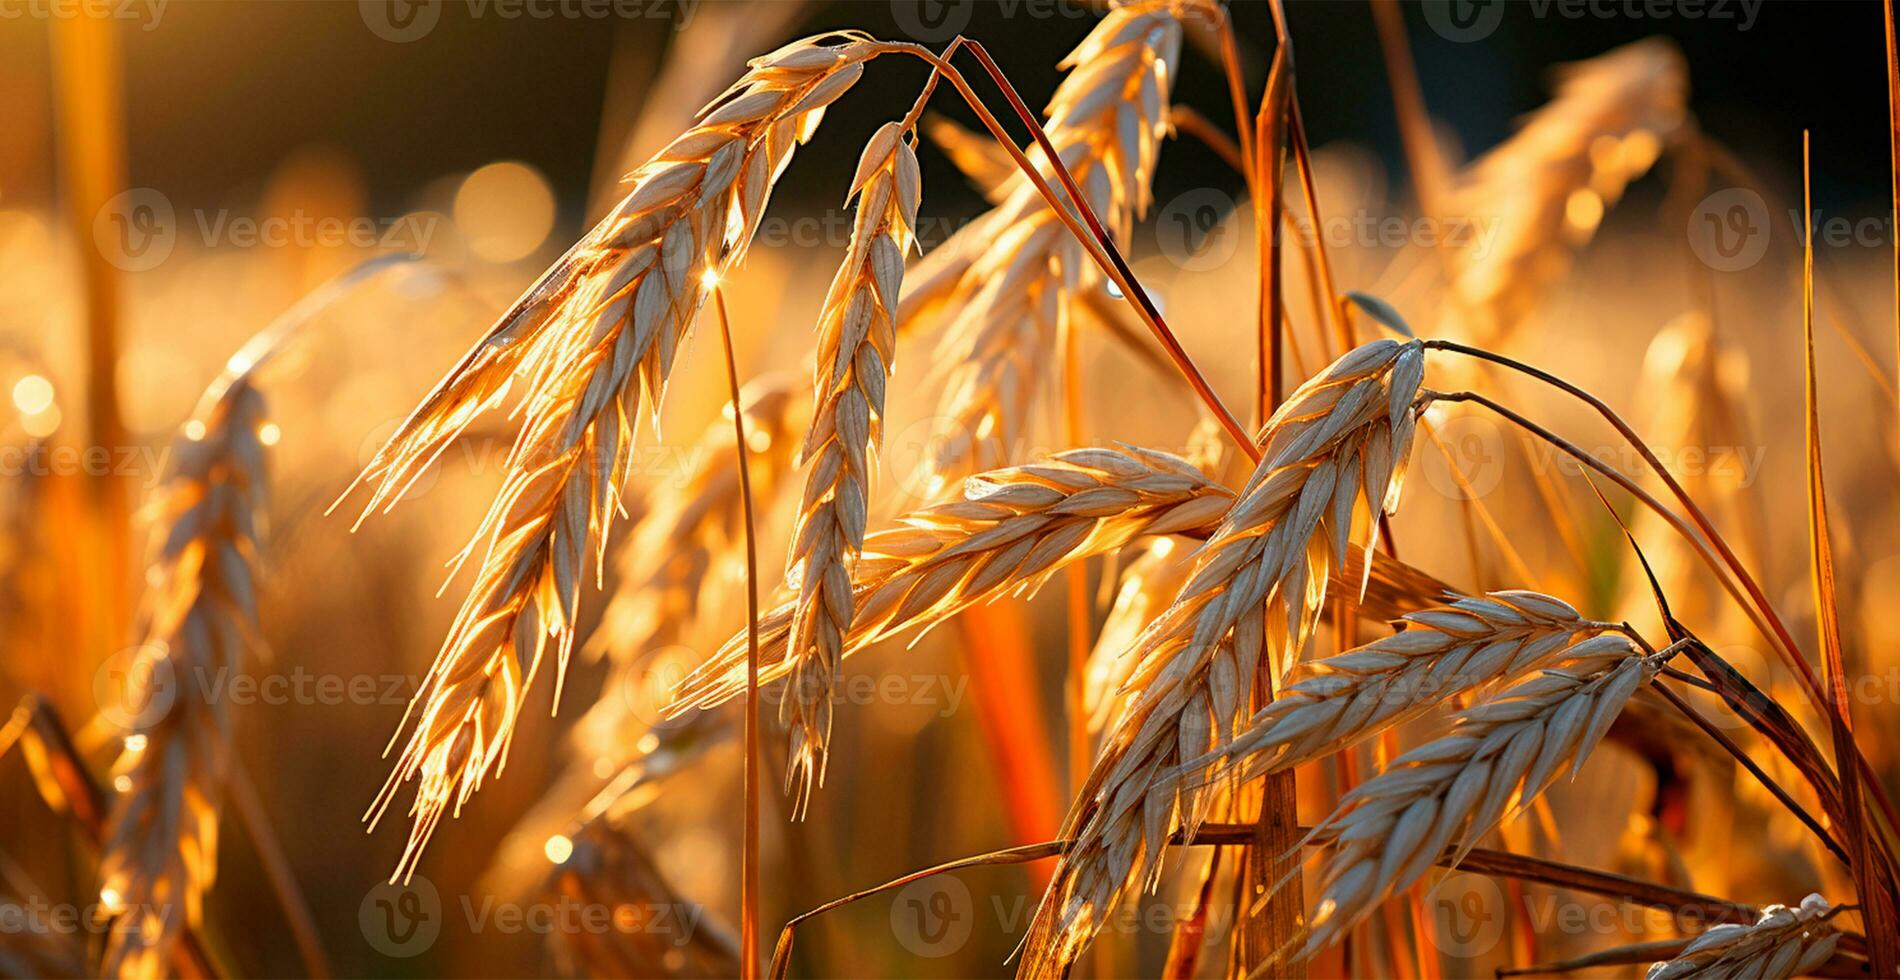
[350,34,877,878]
[1644,894,1843,980]
[671,446,1234,712]
[781,120,921,813]
[1295,645,1657,960]
[1020,338,1425,978]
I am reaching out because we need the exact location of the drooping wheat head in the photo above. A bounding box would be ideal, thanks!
[1644,894,1841,979]
[353,34,878,878]
[1296,644,1656,959]
[1019,338,1426,978]
[1210,590,1627,780]
[669,446,1234,714]
[1447,38,1687,344]
[780,121,921,812]
[98,375,270,980]
[919,1,1182,484]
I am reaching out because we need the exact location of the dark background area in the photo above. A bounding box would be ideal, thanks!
[0,0,1891,229]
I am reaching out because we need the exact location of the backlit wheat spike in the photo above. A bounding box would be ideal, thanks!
[1297,645,1656,959]
[543,808,742,979]
[1084,536,1195,742]
[589,377,801,671]
[781,121,922,813]
[668,446,1234,714]
[1019,338,1426,978]
[1448,38,1686,343]
[98,373,270,980]
[1646,894,1841,980]
[358,33,877,880]
[1211,591,1624,779]
[922,0,1182,484]
[1617,312,1762,632]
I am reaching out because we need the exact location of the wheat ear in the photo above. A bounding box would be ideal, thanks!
[1296,644,1656,959]
[669,446,1234,713]
[1448,38,1686,343]
[97,374,269,980]
[1209,591,1625,779]
[1646,894,1842,980]
[544,809,742,979]
[780,121,921,813]
[921,1,1182,484]
[1019,338,1425,978]
[353,34,877,879]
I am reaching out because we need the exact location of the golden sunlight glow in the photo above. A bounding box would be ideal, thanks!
[700,269,722,289]
[543,834,574,864]
[454,161,555,263]
[258,422,282,446]
[11,374,53,415]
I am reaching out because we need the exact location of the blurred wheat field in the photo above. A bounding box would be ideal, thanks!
[1,1,1899,978]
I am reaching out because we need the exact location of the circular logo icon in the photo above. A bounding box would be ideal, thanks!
[1418,411,1505,502]
[882,414,974,504]
[1426,870,1506,959]
[1688,188,1771,272]
[1421,0,1505,43]
[359,875,441,958]
[889,874,973,958]
[621,647,700,731]
[890,0,973,43]
[93,644,178,732]
[1156,188,1239,272]
[359,0,441,42]
[93,189,176,272]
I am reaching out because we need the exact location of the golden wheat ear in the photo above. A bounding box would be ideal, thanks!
[1643,895,1842,980]
[921,1,1183,485]
[780,120,920,814]
[1019,337,1425,978]
[352,34,881,879]
[100,256,412,980]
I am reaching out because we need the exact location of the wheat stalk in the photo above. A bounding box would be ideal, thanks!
[780,121,922,813]
[1210,591,1625,780]
[1448,38,1686,343]
[669,446,1234,713]
[97,373,269,980]
[1295,645,1656,960]
[352,34,877,878]
[1019,338,1425,978]
[1645,894,1842,980]
[919,0,1182,484]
